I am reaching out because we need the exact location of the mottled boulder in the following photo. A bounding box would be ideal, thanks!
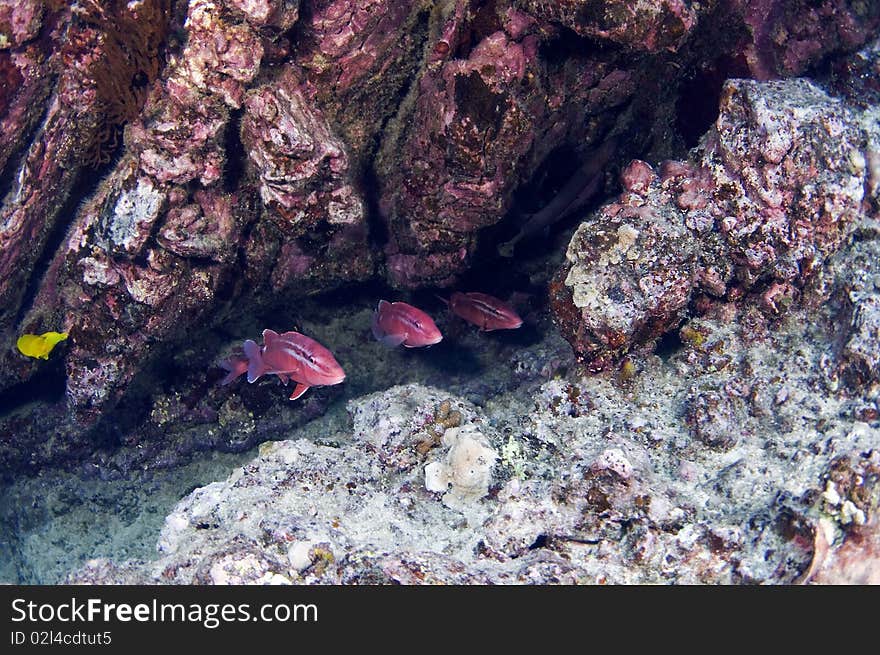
[555,182,699,365]
[730,0,880,79]
[552,76,875,365]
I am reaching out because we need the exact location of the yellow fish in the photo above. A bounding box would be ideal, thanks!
[16,331,69,360]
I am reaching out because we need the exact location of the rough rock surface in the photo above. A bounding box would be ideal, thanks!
[3,2,879,478]
[1,3,880,576]
[65,231,880,583]
[0,197,874,583]
[552,75,877,366]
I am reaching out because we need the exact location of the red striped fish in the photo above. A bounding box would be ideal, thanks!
[445,292,523,331]
[221,329,345,400]
[371,300,442,348]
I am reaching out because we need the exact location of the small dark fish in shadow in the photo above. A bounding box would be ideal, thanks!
[498,136,617,257]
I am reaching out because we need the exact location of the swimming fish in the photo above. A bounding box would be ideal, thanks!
[444,292,523,331]
[371,300,443,348]
[16,331,69,360]
[248,329,345,400]
[498,137,616,257]
[221,329,345,400]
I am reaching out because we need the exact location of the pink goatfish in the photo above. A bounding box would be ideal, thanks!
[371,300,442,348]
[445,292,523,331]
[241,329,345,400]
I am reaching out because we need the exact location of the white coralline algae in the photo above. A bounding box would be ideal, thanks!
[425,425,498,510]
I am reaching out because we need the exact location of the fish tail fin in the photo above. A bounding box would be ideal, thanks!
[219,355,248,385]
[244,340,264,383]
[219,363,238,386]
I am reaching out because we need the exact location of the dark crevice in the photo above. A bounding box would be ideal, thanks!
[477,140,614,268]
[452,0,501,60]
[222,108,246,192]
[675,54,749,148]
[528,534,550,550]
[513,144,586,218]
[282,0,315,56]
[539,26,613,70]
[362,164,389,249]
[0,92,55,206]
[87,346,174,452]
[654,328,685,361]
[13,157,115,326]
[362,7,432,253]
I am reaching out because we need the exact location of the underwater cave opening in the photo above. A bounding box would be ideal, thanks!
[478,140,614,275]
[675,54,749,149]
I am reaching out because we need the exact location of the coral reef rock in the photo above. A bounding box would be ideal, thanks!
[67,304,880,585]
[552,75,878,366]
[1,0,879,492]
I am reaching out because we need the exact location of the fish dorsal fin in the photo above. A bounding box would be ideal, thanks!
[262,329,279,345]
[289,382,310,400]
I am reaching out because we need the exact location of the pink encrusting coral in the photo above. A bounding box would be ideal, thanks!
[517,0,697,53]
[378,10,550,289]
[1,0,879,475]
[0,1,109,355]
[731,0,879,79]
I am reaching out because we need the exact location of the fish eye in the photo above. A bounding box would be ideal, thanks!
[415,321,422,329]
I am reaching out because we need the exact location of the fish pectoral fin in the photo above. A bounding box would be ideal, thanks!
[378,333,407,348]
[370,314,384,341]
[289,383,310,401]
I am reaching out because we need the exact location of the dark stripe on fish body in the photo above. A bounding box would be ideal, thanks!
[277,343,316,368]
[469,297,505,317]
[396,310,423,330]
